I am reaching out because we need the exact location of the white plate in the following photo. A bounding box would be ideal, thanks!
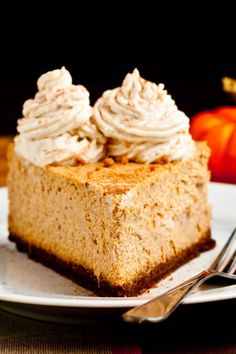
[0,183,236,322]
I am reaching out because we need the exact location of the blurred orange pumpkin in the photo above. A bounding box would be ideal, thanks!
[190,107,236,184]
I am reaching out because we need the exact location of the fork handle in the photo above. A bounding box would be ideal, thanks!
[123,270,213,323]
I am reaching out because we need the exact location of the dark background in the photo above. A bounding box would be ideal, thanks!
[1,5,235,135]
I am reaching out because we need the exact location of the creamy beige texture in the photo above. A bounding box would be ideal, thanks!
[8,143,211,289]
[93,69,195,163]
[15,67,105,166]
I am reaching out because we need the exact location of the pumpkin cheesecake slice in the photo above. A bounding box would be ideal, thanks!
[8,68,214,296]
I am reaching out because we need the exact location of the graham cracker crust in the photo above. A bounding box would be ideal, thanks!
[8,230,215,297]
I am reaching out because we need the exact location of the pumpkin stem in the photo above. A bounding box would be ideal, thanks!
[222,77,236,103]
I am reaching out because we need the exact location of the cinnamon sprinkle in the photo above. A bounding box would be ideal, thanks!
[102,157,114,167]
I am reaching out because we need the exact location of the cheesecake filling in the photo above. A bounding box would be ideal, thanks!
[93,69,195,163]
[15,67,105,166]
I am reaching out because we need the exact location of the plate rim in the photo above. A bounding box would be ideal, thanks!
[0,284,236,308]
[1,182,236,309]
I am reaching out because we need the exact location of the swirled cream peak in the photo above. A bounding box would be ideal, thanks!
[37,66,72,91]
[93,69,195,163]
[15,67,105,166]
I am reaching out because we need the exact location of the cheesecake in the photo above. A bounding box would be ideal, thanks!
[7,68,214,296]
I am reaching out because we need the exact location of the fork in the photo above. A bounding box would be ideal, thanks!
[123,227,236,323]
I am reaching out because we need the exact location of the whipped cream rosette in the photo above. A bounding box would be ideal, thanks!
[93,69,195,163]
[15,67,105,166]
